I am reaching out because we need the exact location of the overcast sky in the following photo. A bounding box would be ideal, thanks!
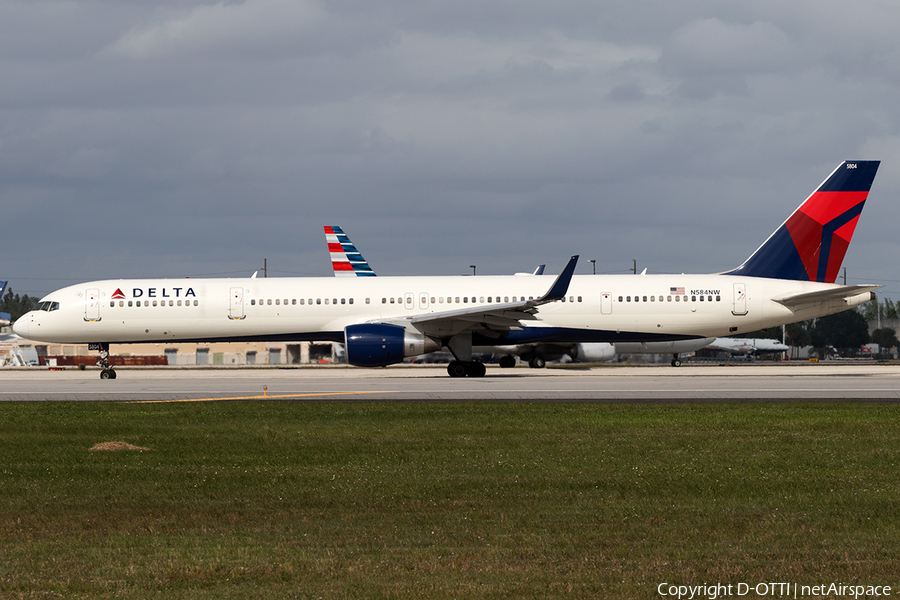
[3,0,899,300]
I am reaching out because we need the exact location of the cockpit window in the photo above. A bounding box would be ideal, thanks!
[34,301,59,312]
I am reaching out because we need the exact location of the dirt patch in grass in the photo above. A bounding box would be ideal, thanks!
[88,441,150,451]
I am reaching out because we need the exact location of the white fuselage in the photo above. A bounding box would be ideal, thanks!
[14,273,870,347]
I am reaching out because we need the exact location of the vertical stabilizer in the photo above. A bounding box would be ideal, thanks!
[324,226,376,277]
[726,161,879,282]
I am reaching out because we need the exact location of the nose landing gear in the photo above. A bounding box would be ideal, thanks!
[92,342,117,380]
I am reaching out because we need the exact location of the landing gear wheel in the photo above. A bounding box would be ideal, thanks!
[499,355,516,369]
[447,361,468,378]
[671,359,682,367]
[528,356,546,369]
[97,346,116,379]
[467,362,486,377]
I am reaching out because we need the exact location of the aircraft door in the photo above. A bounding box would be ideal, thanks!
[405,292,414,310]
[229,287,245,320]
[600,292,612,315]
[732,283,748,316]
[419,293,429,310]
[84,288,101,321]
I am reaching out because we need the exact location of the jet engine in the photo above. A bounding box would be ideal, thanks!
[344,323,441,367]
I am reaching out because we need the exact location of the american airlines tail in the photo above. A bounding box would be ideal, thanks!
[325,226,376,277]
[726,161,879,282]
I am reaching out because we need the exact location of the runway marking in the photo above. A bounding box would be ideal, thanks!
[132,391,395,403]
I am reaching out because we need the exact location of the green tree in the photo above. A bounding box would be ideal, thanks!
[810,310,870,356]
[885,298,898,320]
[785,321,812,359]
[871,328,899,352]
[0,287,38,322]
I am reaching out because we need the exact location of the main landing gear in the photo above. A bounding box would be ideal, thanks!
[498,355,516,369]
[528,356,546,369]
[447,361,486,378]
[95,343,117,380]
[671,354,682,368]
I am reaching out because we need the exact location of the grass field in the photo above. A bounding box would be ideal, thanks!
[1,401,899,599]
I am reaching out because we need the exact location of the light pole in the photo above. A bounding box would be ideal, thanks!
[469,265,476,276]
[589,259,596,275]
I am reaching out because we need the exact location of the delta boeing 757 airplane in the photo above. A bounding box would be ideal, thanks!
[14,161,880,379]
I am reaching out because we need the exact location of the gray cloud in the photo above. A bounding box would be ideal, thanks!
[2,0,900,299]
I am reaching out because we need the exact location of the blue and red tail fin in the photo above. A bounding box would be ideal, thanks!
[324,226,376,277]
[725,161,879,282]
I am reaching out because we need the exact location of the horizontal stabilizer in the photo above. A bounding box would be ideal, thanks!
[772,285,880,307]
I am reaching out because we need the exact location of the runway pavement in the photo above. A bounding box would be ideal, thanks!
[2,363,900,402]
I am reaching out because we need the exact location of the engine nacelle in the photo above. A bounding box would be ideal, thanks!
[344,324,441,367]
[574,342,617,363]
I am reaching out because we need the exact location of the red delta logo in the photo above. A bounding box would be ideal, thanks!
[111,288,126,299]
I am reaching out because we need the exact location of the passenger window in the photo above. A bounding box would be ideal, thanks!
[390,298,395,304]
[618,296,623,302]
[152,300,158,307]
[455,297,460,303]
[276,299,281,305]
[110,301,115,308]
[382,298,387,304]
[128,301,133,307]
[464,297,468,303]
[431,297,436,303]
[708,296,712,302]
[626,296,631,302]
[487,297,492,303]
[650,296,655,302]
[325,298,330,305]
[716,296,721,302]
[699,296,704,302]
[317,299,322,305]
[675,296,680,302]
[578,296,582,302]
[642,296,647,302]
[365,298,369,304]
[267,299,272,306]
[178,300,182,306]
[341,298,346,305]
[691,296,697,302]
[504,296,509,303]
[349,298,354,305]
[333,298,338,305]
[119,301,124,307]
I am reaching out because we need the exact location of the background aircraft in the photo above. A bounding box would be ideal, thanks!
[705,338,790,355]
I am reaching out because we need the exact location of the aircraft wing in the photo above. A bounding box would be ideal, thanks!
[408,256,578,338]
[772,285,880,308]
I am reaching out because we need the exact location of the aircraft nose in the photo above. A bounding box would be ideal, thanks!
[12,316,29,338]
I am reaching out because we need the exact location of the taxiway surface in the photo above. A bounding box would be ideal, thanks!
[2,363,900,402]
